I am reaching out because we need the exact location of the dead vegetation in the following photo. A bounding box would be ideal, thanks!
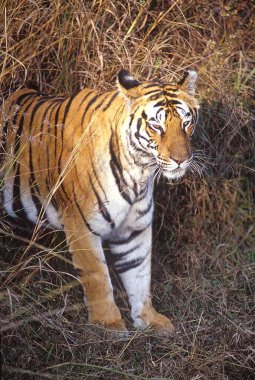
[0,0,254,379]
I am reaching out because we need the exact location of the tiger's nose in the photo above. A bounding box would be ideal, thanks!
[170,155,192,165]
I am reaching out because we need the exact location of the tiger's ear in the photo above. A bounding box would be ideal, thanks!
[178,70,198,96]
[117,69,141,98]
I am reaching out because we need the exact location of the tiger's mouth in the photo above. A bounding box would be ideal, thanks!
[162,166,187,180]
[157,159,190,179]
[150,156,192,180]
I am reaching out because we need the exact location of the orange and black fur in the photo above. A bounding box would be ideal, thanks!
[0,70,199,334]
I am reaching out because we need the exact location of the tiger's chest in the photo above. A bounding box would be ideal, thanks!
[89,180,154,239]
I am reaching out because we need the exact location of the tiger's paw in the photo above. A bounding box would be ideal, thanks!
[89,301,127,333]
[103,320,128,337]
[103,318,127,332]
[134,306,175,337]
[90,317,128,335]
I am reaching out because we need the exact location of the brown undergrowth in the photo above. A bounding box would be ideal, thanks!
[0,1,254,379]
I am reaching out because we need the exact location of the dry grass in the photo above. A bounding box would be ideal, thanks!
[0,0,255,379]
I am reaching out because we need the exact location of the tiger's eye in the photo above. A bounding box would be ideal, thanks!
[148,123,164,134]
[150,124,161,129]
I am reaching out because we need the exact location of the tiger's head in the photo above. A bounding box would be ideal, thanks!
[117,69,199,180]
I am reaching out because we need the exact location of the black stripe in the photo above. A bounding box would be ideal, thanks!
[112,243,142,260]
[94,101,105,111]
[27,96,51,141]
[143,83,158,89]
[134,131,150,145]
[169,99,183,106]
[134,117,152,148]
[29,143,43,217]
[109,133,132,205]
[119,123,140,168]
[110,157,132,204]
[102,91,119,111]
[39,99,60,142]
[88,150,114,224]
[153,100,166,108]
[28,97,50,199]
[13,94,38,164]
[57,96,75,202]
[54,103,62,158]
[133,181,139,197]
[136,181,149,201]
[137,117,142,133]
[128,113,150,155]
[130,132,149,155]
[14,91,38,106]
[110,225,150,245]
[113,122,138,197]
[165,91,177,98]
[12,163,28,220]
[155,107,164,119]
[144,89,161,96]
[137,197,153,217]
[46,101,62,177]
[141,111,147,120]
[89,175,114,228]
[73,191,100,236]
[63,96,75,123]
[115,256,146,274]
[78,90,94,109]
[81,93,101,125]
[27,97,48,216]
[85,92,108,119]
[20,90,38,98]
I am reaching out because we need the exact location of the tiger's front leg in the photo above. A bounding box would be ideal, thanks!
[110,225,175,336]
[62,213,126,332]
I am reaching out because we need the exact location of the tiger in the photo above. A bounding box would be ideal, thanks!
[0,69,199,335]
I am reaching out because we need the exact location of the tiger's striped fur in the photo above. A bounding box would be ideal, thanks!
[0,70,199,334]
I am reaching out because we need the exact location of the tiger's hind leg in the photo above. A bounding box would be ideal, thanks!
[62,212,127,332]
[110,225,175,336]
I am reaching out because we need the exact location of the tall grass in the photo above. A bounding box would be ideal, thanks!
[1,1,254,379]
